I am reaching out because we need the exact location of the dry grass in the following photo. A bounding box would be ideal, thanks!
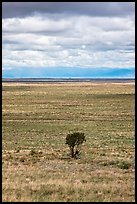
[2,150,135,202]
[2,81,135,202]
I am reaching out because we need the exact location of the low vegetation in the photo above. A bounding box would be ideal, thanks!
[2,81,135,202]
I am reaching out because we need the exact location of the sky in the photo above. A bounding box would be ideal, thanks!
[2,2,135,78]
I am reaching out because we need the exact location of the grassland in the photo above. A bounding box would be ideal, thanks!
[2,81,135,202]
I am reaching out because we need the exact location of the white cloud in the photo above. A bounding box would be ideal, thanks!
[2,14,135,70]
[2,16,72,33]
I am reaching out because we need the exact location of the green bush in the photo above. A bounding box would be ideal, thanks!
[118,161,131,169]
[66,132,86,159]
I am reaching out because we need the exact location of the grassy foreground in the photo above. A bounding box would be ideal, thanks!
[2,81,135,202]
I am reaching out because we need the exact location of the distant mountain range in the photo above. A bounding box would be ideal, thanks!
[2,67,135,79]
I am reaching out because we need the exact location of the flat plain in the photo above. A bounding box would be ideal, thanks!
[2,81,135,202]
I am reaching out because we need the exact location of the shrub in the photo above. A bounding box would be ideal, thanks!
[30,149,37,156]
[66,132,86,159]
[118,161,131,169]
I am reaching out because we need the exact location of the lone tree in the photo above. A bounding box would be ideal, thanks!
[66,132,86,159]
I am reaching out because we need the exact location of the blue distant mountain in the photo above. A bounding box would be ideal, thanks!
[2,67,135,78]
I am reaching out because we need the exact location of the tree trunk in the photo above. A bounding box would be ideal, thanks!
[70,147,74,158]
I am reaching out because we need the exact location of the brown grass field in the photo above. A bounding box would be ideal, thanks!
[2,81,135,202]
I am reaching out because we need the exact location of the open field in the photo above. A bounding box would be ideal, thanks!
[2,81,135,202]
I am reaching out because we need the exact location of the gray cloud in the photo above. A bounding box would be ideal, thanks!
[2,2,135,19]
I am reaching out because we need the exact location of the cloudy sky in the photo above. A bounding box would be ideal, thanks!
[2,2,135,78]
